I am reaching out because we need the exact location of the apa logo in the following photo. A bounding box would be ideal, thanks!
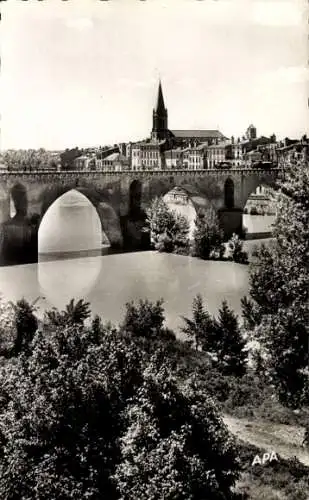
[251,451,278,466]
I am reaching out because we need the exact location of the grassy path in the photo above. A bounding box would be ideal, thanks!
[223,415,309,466]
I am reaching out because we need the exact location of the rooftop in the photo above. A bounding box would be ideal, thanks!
[171,129,226,139]
[134,139,166,147]
[103,152,119,161]
[208,141,229,149]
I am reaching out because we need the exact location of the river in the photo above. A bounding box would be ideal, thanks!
[0,251,250,334]
[0,194,274,334]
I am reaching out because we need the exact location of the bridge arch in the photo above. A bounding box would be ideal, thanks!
[240,173,279,211]
[242,182,277,238]
[39,186,123,249]
[38,189,109,255]
[162,184,219,239]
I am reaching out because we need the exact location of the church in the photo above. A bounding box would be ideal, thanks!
[130,81,227,170]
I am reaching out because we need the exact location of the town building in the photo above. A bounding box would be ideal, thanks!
[207,141,228,168]
[164,148,183,169]
[73,155,96,170]
[182,143,208,170]
[131,140,165,170]
[276,136,309,168]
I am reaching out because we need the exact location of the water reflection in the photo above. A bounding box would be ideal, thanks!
[38,255,103,310]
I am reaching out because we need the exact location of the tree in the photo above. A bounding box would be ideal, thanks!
[60,147,82,170]
[0,301,240,499]
[0,298,38,358]
[213,301,247,377]
[181,294,215,351]
[10,298,38,356]
[242,163,309,407]
[226,233,248,264]
[192,207,224,260]
[44,298,91,327]
[2,149,59,171]
[145,197,190,253]
[122,298,175,342]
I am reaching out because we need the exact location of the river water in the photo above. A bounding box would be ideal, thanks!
[0,192,274,334]
[0,252,250,334]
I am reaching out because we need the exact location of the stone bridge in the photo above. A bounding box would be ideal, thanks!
[0,168,282,265]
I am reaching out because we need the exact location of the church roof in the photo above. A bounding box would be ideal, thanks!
[171,129,226,139]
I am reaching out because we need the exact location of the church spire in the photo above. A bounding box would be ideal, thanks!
[152,79,168,141]
[155,80,166,113]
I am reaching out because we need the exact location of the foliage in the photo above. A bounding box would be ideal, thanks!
[114,367,240,500]
[226,234,248,264]
[0,297,16,354]
[121,298,176,346]
[182,296,247,377]
[10,298,38,356]
[0,298,38,358]
[60,147,83,170]
[145,197,190,253]
[0,322,142,499]
[181,294,215,351]
[236,441,309,500]
[1,149,59,171]
[192,207,224,260]
[0,300,240,499]
[212,301,247,377]
[242,163,309,407]
[44,298,91,328]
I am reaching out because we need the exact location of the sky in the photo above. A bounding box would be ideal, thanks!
[0,0,308,150]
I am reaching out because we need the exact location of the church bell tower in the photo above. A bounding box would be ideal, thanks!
[151,80,168,141]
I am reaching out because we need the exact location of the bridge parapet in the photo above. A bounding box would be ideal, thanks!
[0,167,283,179]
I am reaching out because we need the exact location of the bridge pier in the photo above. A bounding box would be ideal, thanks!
[218,208,244,239]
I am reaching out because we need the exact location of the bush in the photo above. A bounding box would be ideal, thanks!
[250,206,258,215]
[226,234,248,264]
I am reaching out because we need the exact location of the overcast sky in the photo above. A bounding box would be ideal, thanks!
[0,0,308,150]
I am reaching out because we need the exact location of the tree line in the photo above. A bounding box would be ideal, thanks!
[144,197,248,263]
